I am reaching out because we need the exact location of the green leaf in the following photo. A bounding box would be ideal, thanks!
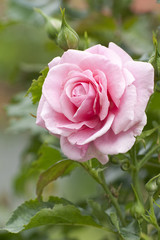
[4,198,109,234]
[6,91,39,134]
[110,212,120,233]
[120,229,140,240]
[4,197,70,233]
[36,159,76,198]
[120,221,140,240]
[137,126,160,141]
[106,210,140,239]
[12,142,62,195]
[29,144,62,175]
[88,200,114,230]
[27,66,49,104]
[25,204,103,230]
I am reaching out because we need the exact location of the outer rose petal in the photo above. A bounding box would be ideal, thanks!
[84,143,109,164]
[109,42,132,64]
[40,101,71,136]
[39,100,99,136]
[60,49,92,65]
[112,84,137,134]
[41,103,99,135]
[36,94,46,128]
[60,136,88,161]
[85,44,122,67]
[48,56,61,69]
[95,129,136,155]
[124,61,154,130]
[61,137,108,164]
[133,114,146,136]
[123,68,135,86]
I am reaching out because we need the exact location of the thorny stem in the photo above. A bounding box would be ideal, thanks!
[80,162,126,227]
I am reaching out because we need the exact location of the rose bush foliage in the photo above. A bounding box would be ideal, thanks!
[36,43,154,164]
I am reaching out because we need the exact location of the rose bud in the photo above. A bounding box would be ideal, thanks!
[131,201,145,219]
[35,8,61,41]
[145,180,158,196]
[57,9,79,50]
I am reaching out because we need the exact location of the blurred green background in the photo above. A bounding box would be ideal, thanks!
[1,0,160,239]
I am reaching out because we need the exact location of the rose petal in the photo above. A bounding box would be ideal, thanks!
[109,42,132,64]
[60,137,108,164]
[84,142,109,164]
[40,101,71,136]
[66,81,89,107]
[124,61,154,128]
[95,129,136,155]
[68,113,114,145]
[93,70,109,120]
[40,102,97,136]
[79,55,125,107]
[36,94,46,128]
[60,136,89,161]
[86,44,122,67]
[82,113,115,144]
[60,91,77,122]
[65,70,97,88]
[112,84,137,134]
[123,68,135,86]
[106,64,125,107]
[43,63,81,113]
[133,114,146,136]
[48,56,61,69]
[73,83,96,121]
[60,49,92,65]
[37,95,91,133]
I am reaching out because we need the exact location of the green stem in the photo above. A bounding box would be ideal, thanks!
[145,162,160,168]
[132,167,144,204]
[79,162,101,184]
[137,145,160,170]
[100,171,126,227]
[130,147,144,204]
[130,147,147,234]
[80,162,126,227]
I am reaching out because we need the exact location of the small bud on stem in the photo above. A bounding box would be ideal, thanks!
[35,8,61,41]
[57,8,79,51]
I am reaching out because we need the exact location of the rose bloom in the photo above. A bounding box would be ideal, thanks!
[36,43,154,164]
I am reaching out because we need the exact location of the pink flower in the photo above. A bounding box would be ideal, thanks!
[36,43,154,164]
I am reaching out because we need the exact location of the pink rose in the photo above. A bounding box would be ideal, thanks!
[36,43,154,164]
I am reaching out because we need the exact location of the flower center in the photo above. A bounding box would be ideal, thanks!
[72,84,86,97]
